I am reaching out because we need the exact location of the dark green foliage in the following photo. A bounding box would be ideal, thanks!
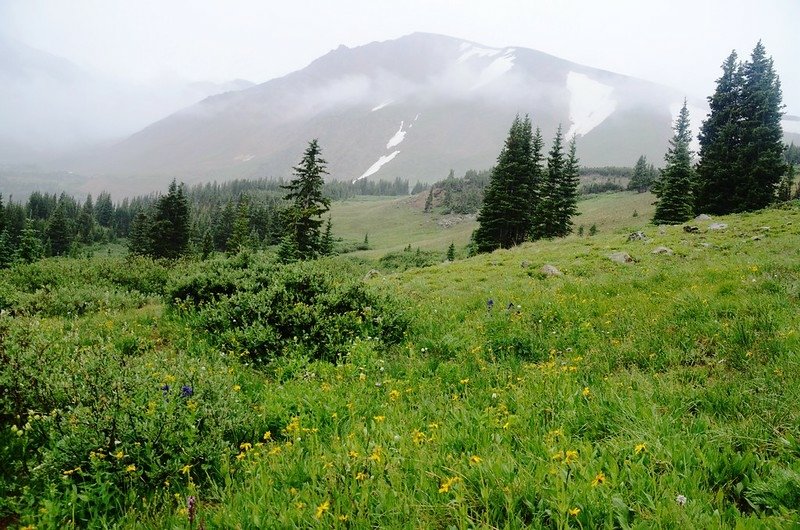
[424,169,491,215]
[94,191,114,228]
[627,155,656,192]
[424,187,434,213]
[539,126,566,238]
[46,204,72,256]
[320,217,334,256]
[777,164,795,202]
[581,181,625,194]
[169,258,408,364]
[553,136,580,237]
[446,242,455,262]
[15,219,43,264]
[282,140,331,260]
[227,198,252,253]
[786,143,800,165]
[589,223,597,236]
[696,43,786,214]
[0,230,13,268]
[149,180,190,259]
[653,101,696,224]
[127,210,152,256]
[474,116,538,252]
[276,233,299,264]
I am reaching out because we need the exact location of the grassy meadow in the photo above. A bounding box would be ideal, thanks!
[3,193,800,528]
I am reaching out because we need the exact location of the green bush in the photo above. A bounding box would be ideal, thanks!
[169,257,408,363]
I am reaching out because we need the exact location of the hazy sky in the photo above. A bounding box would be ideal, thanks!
[2,0,798,113]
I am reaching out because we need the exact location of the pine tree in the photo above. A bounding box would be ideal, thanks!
[200,228,214,260]
[628,155,654,193]
[653,100,695,224]
[282,139,331,260]
[149,180,190,259]
[276,233,298,263]
[0,229,13,268]
[553,135,580,237]
[446,242,456,261]
[424,188,434,212]
[528,127,546,239]
[778,163,795,202]
[320,217,334,256]
[227,198,251,253]
[47,204,72,256]
[15,219,43,264]
[473,115,537,252]
[76,194,95,243]
[128,210,152,256]
[0,194,5,235]
[738,41,786,209]
[95,192,114,228]
[539,125,565,238]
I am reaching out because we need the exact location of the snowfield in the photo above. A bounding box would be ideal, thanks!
[565,72,616,138]
[386,121,406,149]
[472,50,515,90]
[371,101,392,112]
[354,150,401,182]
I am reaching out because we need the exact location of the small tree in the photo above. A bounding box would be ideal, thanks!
[47,204,72,256]
[15,219,43,264]
[424,188,434,212]
[778,163,795,202]
[320,217,334,256]
[653,100,695,224]
[446,242,456,261]
[149,180,190,259]
[128,210,152,256]
[282,139,331,260]
[628,155,654,192]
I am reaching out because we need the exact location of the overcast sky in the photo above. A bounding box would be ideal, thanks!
[1,0,798,113]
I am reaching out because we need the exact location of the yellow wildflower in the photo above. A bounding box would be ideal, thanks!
[263,431,272,441]
[315,500,330,519]
[348,450,359,458]
[412,429,426,444]
[568,507,581,517]
[368,447,382,463]
[438,476,461,493]
[289,487,298,495]
[232,384,241,392]
[180,464,192,475]
[240,442,252,451]
[592,471,606,486]
[551,451,564,461]
[359,373,366,381]
[582,387,590,397]
[634,443,647,454]
[373,415,385,423]
[389,389,400,401]
[295,502,306,510]
[355,471,369,481]
[460,378,470,385]
[565,450,579,464]
[338,515,349,522]
[469,455,482,465]
[115,450,125,460]
[125,464,136,473]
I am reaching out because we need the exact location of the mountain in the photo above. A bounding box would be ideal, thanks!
[0,37,255,164]
[55,33,800,193]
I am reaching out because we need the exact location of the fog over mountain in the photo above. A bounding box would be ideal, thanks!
[0,36,253,163]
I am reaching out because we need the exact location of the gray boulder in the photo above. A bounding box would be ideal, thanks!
[541,264,563,276]
[610,251,635,264]
[627,231,648,242]
[708,223,728,230]
[651,246,674,255]
[695,214,712,221]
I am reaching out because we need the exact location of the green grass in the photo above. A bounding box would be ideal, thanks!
[3,196,800,528]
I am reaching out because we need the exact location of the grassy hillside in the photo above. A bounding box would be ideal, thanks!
[2,196,800,528]
[330,191,656,256]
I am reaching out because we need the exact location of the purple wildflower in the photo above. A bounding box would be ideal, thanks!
[187,495,197,525]
[180,385,193,398]
[161,384,170,395]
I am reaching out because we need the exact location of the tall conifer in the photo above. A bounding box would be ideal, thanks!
[653,101,695,224]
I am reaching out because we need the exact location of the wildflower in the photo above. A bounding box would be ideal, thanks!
[180,385,193,398]
[568,507,581,517]
[565,450,579,464]
[438,476,461,493]
[263,431,272,441]
[634,443,647,454]
[240,442,252,451]
[389,389,400,401]
[412,429,426,444]
[551,451,564,461]
[487,299,494,311]
[315,500,330,519]
[115,450,125,460]
[355,471,369,481]
[232,384,241,392]
[126,464,137,473]
[338,515,349,522]
[469,455,482,465]
[180,464,192,475]
[373,415,385,423]
[359,373,367,381]
[62,467,81,476]
[460,378,470,385]
[187,496,197,525]
[348,450,359,458]
[592,471,606,486]
[368,447,382,463]
[161,384,170,395]
[582,387,590,397]
[676,494,687,506]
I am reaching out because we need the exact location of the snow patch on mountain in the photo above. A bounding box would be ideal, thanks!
[371,100,393,112]
[669,102,706,151]
[457,43,501,63]
[782,117,800,135]
[472,50,515,90]
[386,121,406,148]
[565,72,616,138]
[355,150,401,182]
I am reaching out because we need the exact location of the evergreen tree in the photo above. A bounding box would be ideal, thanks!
[15,219,43,264]
[0,229,13,268]
[737,41,786,209]
[276,233,298,263]
[528,127,546,239]
[446,242,456,261]
[95,192,114,228]
[149,180,190,259]
[76,194,95,243]
[282,139,331,260]
[628,155,654,192]
[696,43,786,213]
[473,115,537,252]
[47,204,72,256]
[424,187,434,212]
[317,217,334,256]
[553,135,580,237]
[227,198,251,253]
[0,194,5,235]
[128,210,152,256]
[653,100,695,224]
[200,228,214,260]
[539,125,565,238]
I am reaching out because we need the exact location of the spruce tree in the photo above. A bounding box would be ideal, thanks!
[47,204,72,256]
[553,135,581,237]
[0,229,13,268]
[424,188,434,212]
[737,41,786,209]
[529,127,546,239]
[446,242,456,261]
[628,155,653,193]
[276,233,298,263]
[320,217,334,256]
[282,139,331,260]
[653,100,695,224]
[95,192,114,228]
[227,198,251,253]
[15,219,43,264]
[149,180,190,259]
[473,115,537,252]
[128,210,152,256]
[539,126,565,238]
